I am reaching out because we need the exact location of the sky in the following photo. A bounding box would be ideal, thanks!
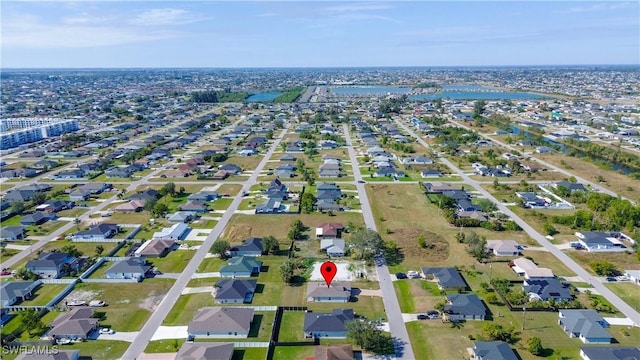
[1,1,639,68]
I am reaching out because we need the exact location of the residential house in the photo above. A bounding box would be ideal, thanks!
[26,251,79,279]
[188,307,254,338]
[20,212,56,226]
[105,258,150,281]
[516,192,547,208]
[443,294,486,321]
[214,279,258,304]
[523,278,573,302]
[179,200,208,213]
[279,155,296,162]
[575,231,629,252]
[53,169,86,180]
[306,282,351,303]
[134,239,176,258]
[69,189,91,202]
[553,181,587,193]
[421,169,443,178]
[422,182,461,193]
[127,189,159,201]
[579,347,640,360]
[167,211,197,223]
[4,189,36,202]
[314,345,354,360]
[105,166,132,178]
[316,223,344,238]
[625,269,640,285]
[470,341,518,360]
[321,239,346,257]
[35,200,71,213]
[230,238,264,256]
[510,257,554,279]
[16,350,80,360]
[268,178,287,192]
[1,226,26,241]
[219,256,263,278]
[176,343,234,360]
[303,309,354,339]
[114,200,145,213]
[0,281,39,306]
[319,168,341,178]
[255,198,282,214]
[74,223,119,241]
[153,223,190,241]
[219,164,242,175]
[187,191,219,202]
[486,240,520,257]
[420,267,467,290]
[558,309,613,344]
[47,307,99,341]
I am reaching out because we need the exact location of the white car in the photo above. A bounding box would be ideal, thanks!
[99,328,114,335]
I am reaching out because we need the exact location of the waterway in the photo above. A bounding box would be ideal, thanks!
[330,86,412,95]
[246,92,282,102]
[410,85,548,100]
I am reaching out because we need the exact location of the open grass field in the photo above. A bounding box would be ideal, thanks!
[537,153,640,202]
[149,249,196,273]
[211,197,234,210]
[66,279,174,331]
[565,249,638,277]
[222,155,264,171]
[19,284,69,306]
[222,213,364,243]
[366,183,532,272]
[605,282,640,312]
[273,345,316,359]
[217,183,243,196]
[520,250,577,277]
[164,292,213,325]
[197,257,226,273]
[57,340,131,360]
[393,280,441,313]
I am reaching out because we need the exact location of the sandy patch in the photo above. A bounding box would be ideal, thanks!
[309,261,371,282]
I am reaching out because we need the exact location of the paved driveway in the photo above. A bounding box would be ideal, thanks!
[151,326,188,341]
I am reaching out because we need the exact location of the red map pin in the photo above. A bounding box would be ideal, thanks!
[320,261,337,287]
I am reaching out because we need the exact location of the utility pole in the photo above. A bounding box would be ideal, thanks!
[522,305,527,330]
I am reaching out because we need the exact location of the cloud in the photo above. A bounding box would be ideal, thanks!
[130,8,206,26]
[321,3,393,13]
[557,2,636,14]
[1,13,181,48]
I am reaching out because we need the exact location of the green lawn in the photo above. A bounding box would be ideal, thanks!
[19,284,69,306]
[149,249,196,273]
[273,345,316,359]
[605,282,640,312]
[278,311,307,342]
[60,340,130,360]
[233,347,268,360]
[67,280,174,331]
[197,257,226,273]
[190,219,217,229]
[164,293,215,325]
[187,277,219,287]
[211,197,234,210]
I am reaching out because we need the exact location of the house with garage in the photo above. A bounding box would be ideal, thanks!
[470,341,518,360]
[255,198,282,214]
[316,223,344,239]
[187,191,219,202]
[1,226,26,241]
[0,281,39,306]
[321,239,346,257]
[47,307,99,342]
[486,240,520,257]
[219,256,262,277]
[20,212,56,226]
[26,251,79,279]
[229,238,263,257]
[134,239,176,258]
[579,347,640,360]
[420,267,467,291]
[516,192,547,208]
[35,200,71,213]
[421,169,443,178]
[153,222,190,241]
[105,258,151,281]
[306,282,351,302]
[575,231,630,252]
[214,279,257,304]
[314,345,354,360]
[167,211,197,223]
[625,269,640,285]
[114,200,145,213]
[553,181,587,193]
[69,189,91,202]
[304,309,354,339]
[443,294,486,321]
[219,164,242,175]
[176,342,234,360]
[510,257,554,279]
[558,309,613,344]
[74,223,120,241]
[188,307,254,338]
[179,200,208,213]
[523,278,573,302]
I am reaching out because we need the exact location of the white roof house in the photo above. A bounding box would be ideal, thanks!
[511,257,554,279]
[486,240,520,256]
[153,222,190,241]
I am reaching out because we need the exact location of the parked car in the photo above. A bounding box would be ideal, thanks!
[426,310,440,319]
[89,300,106,307]
[99,328,114,335]
[357,180,366,183]
[605,277,617,282]
[417,314,428,320]
[395,272,407,279]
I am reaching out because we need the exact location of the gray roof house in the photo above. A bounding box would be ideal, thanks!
[26,252,79,279]
[304,309,354,339]
[471,341,518,360]
[230,238,263,257]
[47,307,99,341]
[188,307,254,338]
[176,342,234,360]
[576,231,629,252]
[105,258,151,281]
[219,256,262,278]
[187,191,219,202]
[255,198,282,214]
[444,294,486,321]
[420,267,467,290]
[558,309,613,344]
[321,239,346,257]
[553,181,587,192]
[74,223,119,241]
[214,279,258,304]
[1,226,26,241]
[179,200,209,213]
[167,211,197,223]
[0,281,39,307]
[579,346,640,360]
[20,212,56,226]
[306,282,351,303]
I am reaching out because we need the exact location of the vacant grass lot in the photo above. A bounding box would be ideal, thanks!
[67,279,174,331]
[217,183,243,196]
[366,183,532,271]
[566,250,638,278]
[273,346,316,360]
[520,250,576,277]
[19,284,69,306]
[149,249,196,273]
[605,282,640,312]
[164,292,213,325]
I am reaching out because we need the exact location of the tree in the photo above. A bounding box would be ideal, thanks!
[144,196,158,214]
[590,261,617,276]
[95,245,104,256]
[485,293,501,305]
[265,130,274,139]
[473,100,487,118]
[20,309,45,336]
[349,228,384,260]
[15,267,38,281]
[30,192,47,206]
[527,336,543,356]
[160,182,176,197]
[288,220,306,241]
[542,223,558,236]
[263,236,280,255]
[280,259,295,284]
[153,202,169,217]
[482,323,518,344]
[346,320,395,354]
[210,240,230,258]
[300,193,316,214]
[9,201,25,214]
[61,244,82,258]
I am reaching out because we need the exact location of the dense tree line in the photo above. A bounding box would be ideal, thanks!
[190,90,249,103]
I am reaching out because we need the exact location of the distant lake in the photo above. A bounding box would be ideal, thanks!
[330,86,412,95]
[409,85,548,100]
[247,92,282,102]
